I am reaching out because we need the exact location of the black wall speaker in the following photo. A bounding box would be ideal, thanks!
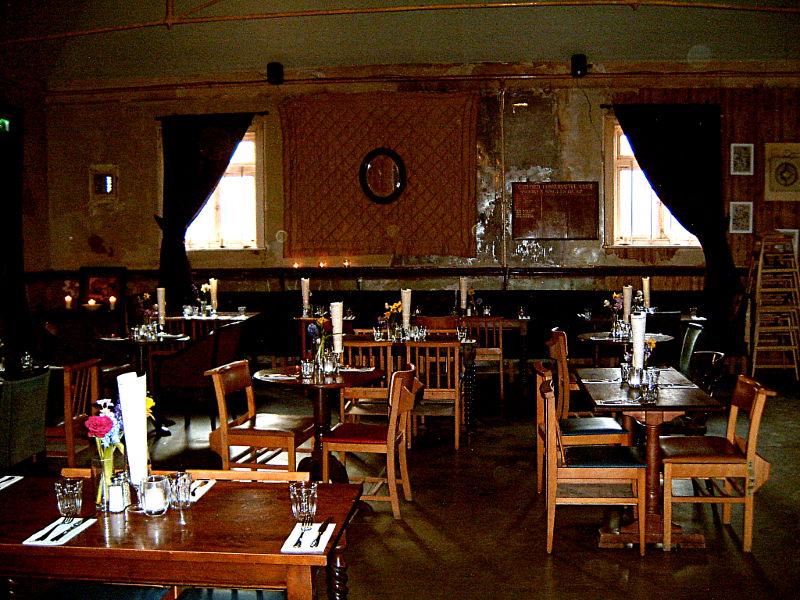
[570,54,588,78]
[267,62,284,85]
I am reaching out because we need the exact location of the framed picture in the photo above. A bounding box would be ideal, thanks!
[729,202,753,234]
[79,266,127,305]
[730,143,754,175]
[776,229,799,259]
[764,143,800,201]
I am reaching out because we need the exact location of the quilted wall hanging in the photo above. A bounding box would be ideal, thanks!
[280,91,478,257]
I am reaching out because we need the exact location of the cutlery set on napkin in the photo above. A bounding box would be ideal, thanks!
[581,378,621,384]
[281,517,335,553]
[0,475,23,492]
[262,373,298,380]
[338,366,376,372]
[189,479,216,501]
[23,517,97,546]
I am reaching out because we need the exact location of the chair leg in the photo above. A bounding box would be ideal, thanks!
[546,477,556,554]
[536,435,545,495]
[499,360,504,400]
[743,495,754,552]
[722,478,733,524]
[287,446,296,471]
[637,470,646,556]
[663,465,673,552]
[398,439,412,502]
[386,447,401,520]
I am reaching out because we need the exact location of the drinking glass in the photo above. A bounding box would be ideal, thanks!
[372,326,384,341]
[168,472,193,510]
[619,362,632,384]
[289,482,317,522]
[300,358,314,378]
[456,326,468,342]
[54,478,83,518]
[237,306,247,317]
[182,305,193,317]
[141,475,169,517]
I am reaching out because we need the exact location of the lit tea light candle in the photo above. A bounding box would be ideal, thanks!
[143,487,167,511]
[343,259,351,267]
[292,262,300,269]
[87,299,96,307]
[109,295,117,310]
[318,260,327,268]
[65,295,72,309]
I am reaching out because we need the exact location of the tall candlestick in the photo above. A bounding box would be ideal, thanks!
[330,301,344,354]
[622,285,633,323]
[301,278,310,311]
[109,295,117,310]
[209,278,218,310]
[642,277,651,309]
[156,287,166,325]
[65,295,72,310]
[401,289,412,329]
[459,278,468,310]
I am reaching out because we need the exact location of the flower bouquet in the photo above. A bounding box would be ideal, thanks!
[307,315,332,368]
[85,400,125,509]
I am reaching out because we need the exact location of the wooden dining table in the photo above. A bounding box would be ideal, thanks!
[575,366,723,548]
[0,476,362,600]
[253,366,386,482]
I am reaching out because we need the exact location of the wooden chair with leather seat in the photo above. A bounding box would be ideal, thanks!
[461,315,505,399]
[339,339,394,422]
[205,360,315,471]
[546,329,595,417]
[405,340,462,450]
[45,358,101,467]
[151,322,245,430]
[676,322,704,375]
[321,366,416,519]
[661,374,775,552]
[543,380,646,555]
[533,359,632,494]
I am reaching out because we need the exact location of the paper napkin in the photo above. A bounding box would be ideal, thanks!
[23,517,97,546]
[189,479,216,502]
[262,373,298,380]
[0,475,23,492]
[339,367,376,372]
[280,521,336,554]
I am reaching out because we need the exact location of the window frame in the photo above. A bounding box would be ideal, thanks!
[603,114,700,249]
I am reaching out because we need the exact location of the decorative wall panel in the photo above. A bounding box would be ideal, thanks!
[281,92,478,257]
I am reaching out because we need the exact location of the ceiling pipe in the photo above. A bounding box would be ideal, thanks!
[1,0,798,46]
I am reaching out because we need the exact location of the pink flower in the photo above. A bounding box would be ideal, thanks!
[85,415,114,438]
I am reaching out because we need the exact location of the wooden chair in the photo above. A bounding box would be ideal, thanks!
[339,339,394,422]
[151,322,245,430]
[205,360,314,471]
[661,374,775,552]
[45,358,101,467]
[533,361,631,494]
[461,316,504,399]
[405,341,462,450]
[321,366,416,519]
[546,330,595,417]
[543,381,646,555]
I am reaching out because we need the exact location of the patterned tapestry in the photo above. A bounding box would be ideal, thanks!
[280,91,478,257]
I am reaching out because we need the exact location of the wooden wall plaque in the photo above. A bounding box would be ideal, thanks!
[512,181,599,240]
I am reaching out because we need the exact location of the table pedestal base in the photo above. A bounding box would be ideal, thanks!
[597,513,706,549]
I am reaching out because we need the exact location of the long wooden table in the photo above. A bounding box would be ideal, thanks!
[575,367,723,548]
[0,477,362,600]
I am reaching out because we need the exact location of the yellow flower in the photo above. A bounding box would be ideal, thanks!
[145,396,155,420]
[645,337,657,350]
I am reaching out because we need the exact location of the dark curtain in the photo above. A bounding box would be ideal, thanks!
[156,113,253,310]
[613,103,743,353]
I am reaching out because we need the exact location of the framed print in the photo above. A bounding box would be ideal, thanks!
[765,143,800,201]
[729,202,753,234]
[730,143,754,175]
[776,229,799,259]
[79,266,127,305]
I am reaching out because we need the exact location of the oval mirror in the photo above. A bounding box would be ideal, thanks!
[359,147,406,204]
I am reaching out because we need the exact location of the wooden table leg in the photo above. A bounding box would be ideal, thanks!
[297,388,349,483]
[286,565,314,600]
[327,536,349,600]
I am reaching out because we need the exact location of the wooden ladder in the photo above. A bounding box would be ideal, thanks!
[751,233,800,379]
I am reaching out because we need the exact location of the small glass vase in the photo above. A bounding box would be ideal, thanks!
[91,455,116,512]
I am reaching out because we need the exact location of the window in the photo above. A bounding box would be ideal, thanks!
[605,119,699,247]
[185,126,260,249]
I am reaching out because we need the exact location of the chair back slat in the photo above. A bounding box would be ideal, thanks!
[386,365,416,444]
[545,330,571,419]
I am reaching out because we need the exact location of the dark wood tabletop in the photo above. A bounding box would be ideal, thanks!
[0,477,362,599]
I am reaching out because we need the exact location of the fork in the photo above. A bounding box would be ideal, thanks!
[32,516,73,542]
[293,514,313,547]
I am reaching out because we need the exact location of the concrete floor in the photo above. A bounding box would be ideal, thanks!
[143,371,800,600]
[21,370,800,599]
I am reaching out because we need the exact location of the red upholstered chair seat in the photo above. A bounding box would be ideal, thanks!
[229,414,314,435]
[322,423,389,445]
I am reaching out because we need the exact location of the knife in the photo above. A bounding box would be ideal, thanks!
[31,518,67,542]
[50,518,85,542]
[190,480,211,498]
[310,517,332,548]
[0,475,15,486]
